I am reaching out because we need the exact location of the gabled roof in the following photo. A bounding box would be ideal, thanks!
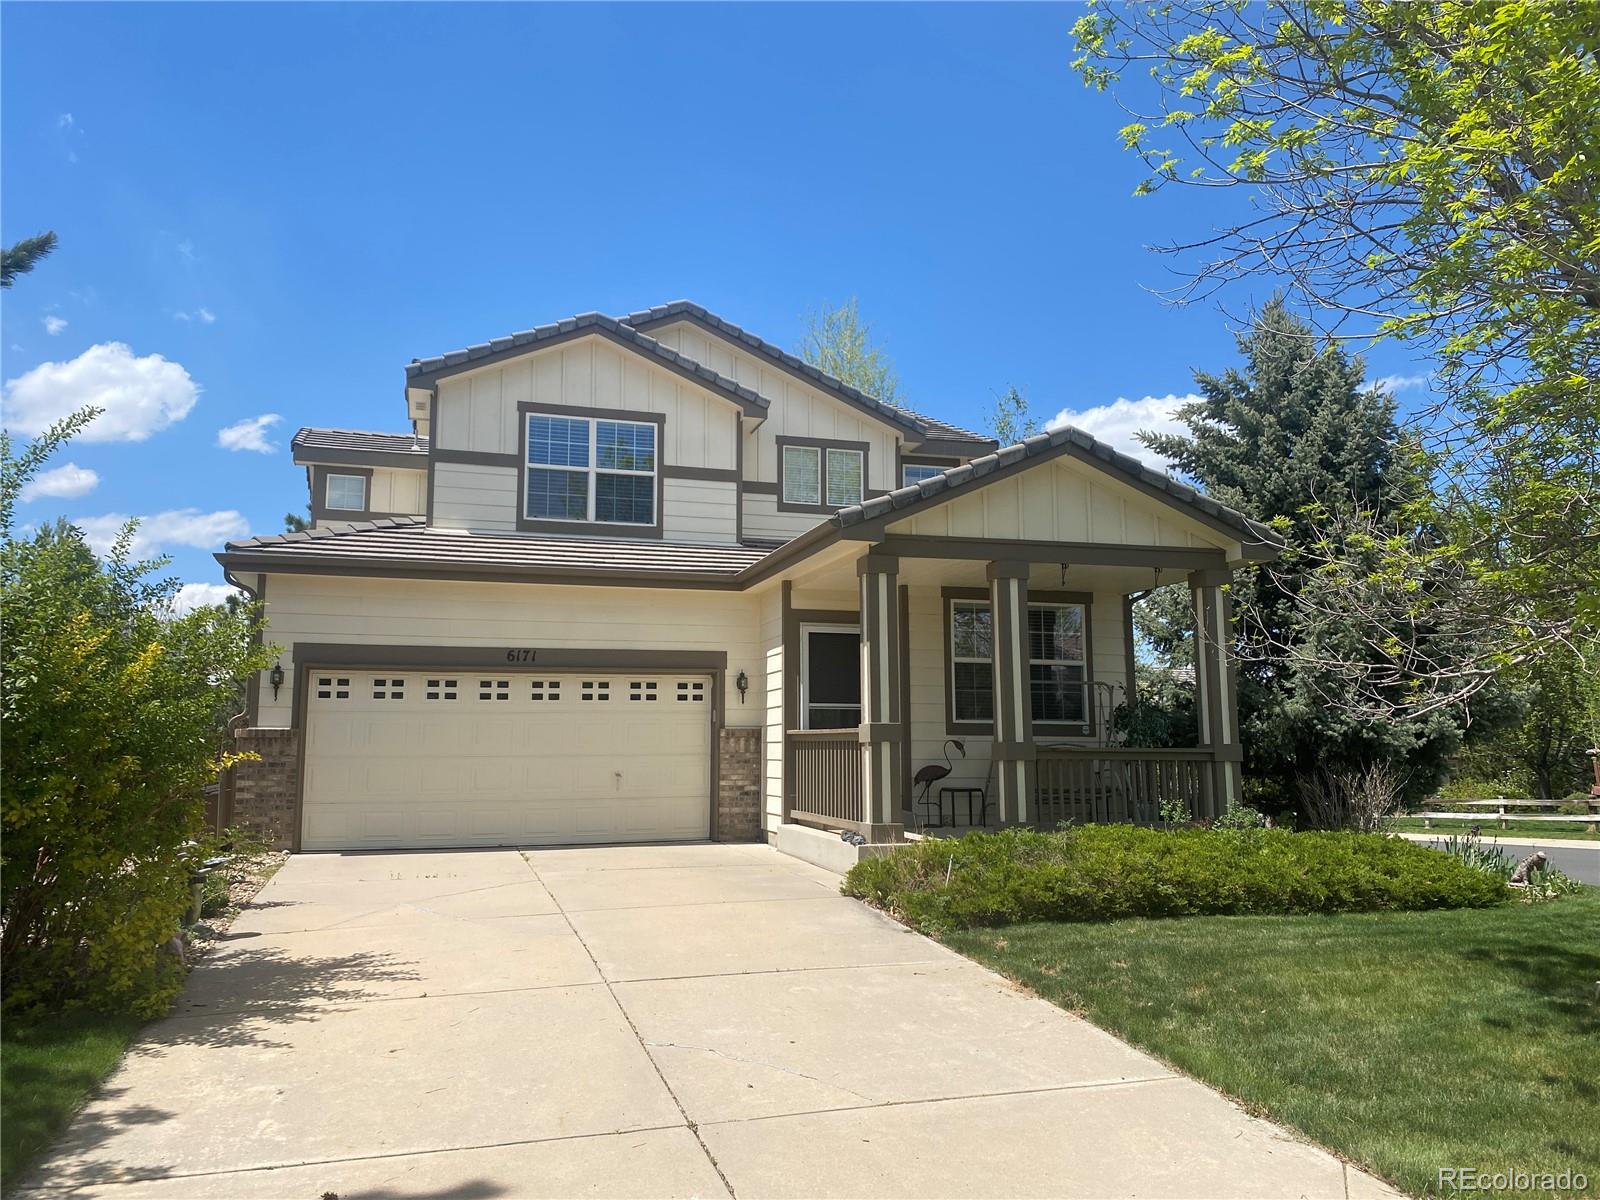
[292,428,428,466]
[830,426,1282,551]
[618,300,994,448]
[219,516,768,587]
[404,312,770,417]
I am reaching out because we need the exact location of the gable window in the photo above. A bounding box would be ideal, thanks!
[325,473,367,512]
[778,438,867,511]
[947,595,1090,729]
[524,412,657,527]
[902,463,946,487]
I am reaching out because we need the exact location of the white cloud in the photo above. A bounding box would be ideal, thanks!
[177,239,194,261]
[1046,393,1196,471]
[217,413,282,454]
[19,462,99,502]
[73,508,249,559]
[173,307,217,324]
[167,582,240,615]
[57,113,74,128]
[42,315,68,336]
[1367,373,1429,395]
[3,342,199,442]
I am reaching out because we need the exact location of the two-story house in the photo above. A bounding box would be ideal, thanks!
[216,302,1280,867]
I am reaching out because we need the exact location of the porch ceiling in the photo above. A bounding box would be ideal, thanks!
[786,551,1196,596]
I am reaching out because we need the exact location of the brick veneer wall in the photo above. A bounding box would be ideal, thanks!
[717,727,764,842]
[227,727,301,849]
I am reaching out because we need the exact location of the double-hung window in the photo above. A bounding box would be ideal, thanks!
[325,473,367,512]
[947,596,1089,727]
[779,441,866,510]
[524,413,657,527]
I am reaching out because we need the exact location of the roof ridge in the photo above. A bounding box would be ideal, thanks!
[829,424,1281,547]
[225,514,425,551]
[405,311,772,413]
[618,301,991,440]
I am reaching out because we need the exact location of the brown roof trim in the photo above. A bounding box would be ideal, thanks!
[292,428,429,469]
[405,313,770,418]
[619,301,942,440]
[829,427,1283,557]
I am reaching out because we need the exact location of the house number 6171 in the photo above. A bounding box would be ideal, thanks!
[505,649,537,663]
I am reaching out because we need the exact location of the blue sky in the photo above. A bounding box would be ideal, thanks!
[1,2,1430,602]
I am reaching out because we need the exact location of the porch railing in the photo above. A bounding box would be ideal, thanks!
[1034,746,1214,828]
[787,729,864,832]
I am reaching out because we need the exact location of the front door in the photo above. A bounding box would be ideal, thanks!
[800,625,861,730]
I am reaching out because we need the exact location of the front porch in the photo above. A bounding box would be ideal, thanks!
[773,544,1250,844]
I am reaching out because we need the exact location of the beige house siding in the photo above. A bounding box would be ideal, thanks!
[760,586,785,832]
[886,456,1234,551]
[430,462,519,531]
[650,321,901,493]
[663,477,738,544]
[255,574,765,729]
[741,490,828,544]
[369,468,426,517]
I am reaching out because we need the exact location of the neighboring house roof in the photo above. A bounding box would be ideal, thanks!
[292,428,428,465]
[404,312,770,417]
[825,426,1283,552]
[617,300,994,448]
[219,516,769,586]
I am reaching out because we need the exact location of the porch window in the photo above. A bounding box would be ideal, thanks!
[524,413,657,526]
[802,626,861,729]
[947,597,1089,727]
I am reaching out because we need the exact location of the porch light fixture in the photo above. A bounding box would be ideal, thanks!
[269,661,285,701]
[735,670,749,703]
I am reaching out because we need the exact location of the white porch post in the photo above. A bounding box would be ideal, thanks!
[1190,567,1242,817]
[857,552,905,840]
[987,560,1035,825]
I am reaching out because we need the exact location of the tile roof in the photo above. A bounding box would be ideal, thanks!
[829,426,1283,549]
[617,301,993,446]
[404,312,770,414]
[221,517,769,579]
[292,428,428,457]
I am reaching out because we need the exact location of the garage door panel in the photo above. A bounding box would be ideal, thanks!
[302,671,712,850]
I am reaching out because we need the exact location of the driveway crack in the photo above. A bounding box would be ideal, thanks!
[641,1040,877,1105]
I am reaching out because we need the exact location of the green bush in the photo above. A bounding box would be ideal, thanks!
[843,826,1510,932]
[1,413,272,1017]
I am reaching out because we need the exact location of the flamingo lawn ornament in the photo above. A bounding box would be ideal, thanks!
[914,739,966,816]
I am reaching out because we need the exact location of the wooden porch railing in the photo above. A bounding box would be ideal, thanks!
[787,729,864,832]
[1034,746,1214,828]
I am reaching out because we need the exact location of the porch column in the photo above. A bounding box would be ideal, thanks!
[857,552,904,840]
[987,560,1035,825]
[1190,567,1242,817]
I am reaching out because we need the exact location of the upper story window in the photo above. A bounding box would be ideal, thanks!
[778,439,866,512]
[524,413,657,527]
[902,463,947,487]
[325,473,368,512]
[947,596,1090,729]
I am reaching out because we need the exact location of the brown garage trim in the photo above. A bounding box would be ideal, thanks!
[288,642,727,853]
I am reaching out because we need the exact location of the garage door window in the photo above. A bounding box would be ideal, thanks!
[529,679,561,701]
[315,676,351,700]
[478,679,510,701]
[372,677,406,700]
[581,680,611,701]
[425,678,459,701]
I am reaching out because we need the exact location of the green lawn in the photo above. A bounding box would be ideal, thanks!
[1394,817,1598,841]
[1,1009,143,1192]
[943,893,1600,1199]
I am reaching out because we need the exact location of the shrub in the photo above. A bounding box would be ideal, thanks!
[844,826,1509,932]
[1,413,272,1017]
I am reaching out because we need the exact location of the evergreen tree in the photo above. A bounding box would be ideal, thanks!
[1130,298,1492,810]
[1,232,58,289]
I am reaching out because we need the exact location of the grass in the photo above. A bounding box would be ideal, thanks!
[1394,817,1598,841]
[1,1010,144,1192]
[942,891,1600,1199]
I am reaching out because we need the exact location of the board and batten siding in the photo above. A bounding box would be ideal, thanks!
[646,321,901,493]
[886,455,1236,552]
[255,574,765,728]
[370,468,426,517]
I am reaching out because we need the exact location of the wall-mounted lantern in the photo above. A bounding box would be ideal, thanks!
[735,670,749,704]
[269,661,285,701]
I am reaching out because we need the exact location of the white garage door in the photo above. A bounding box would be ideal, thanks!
[302,670,712,850]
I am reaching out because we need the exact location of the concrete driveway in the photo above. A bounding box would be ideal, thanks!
[23,844,1397,1199]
